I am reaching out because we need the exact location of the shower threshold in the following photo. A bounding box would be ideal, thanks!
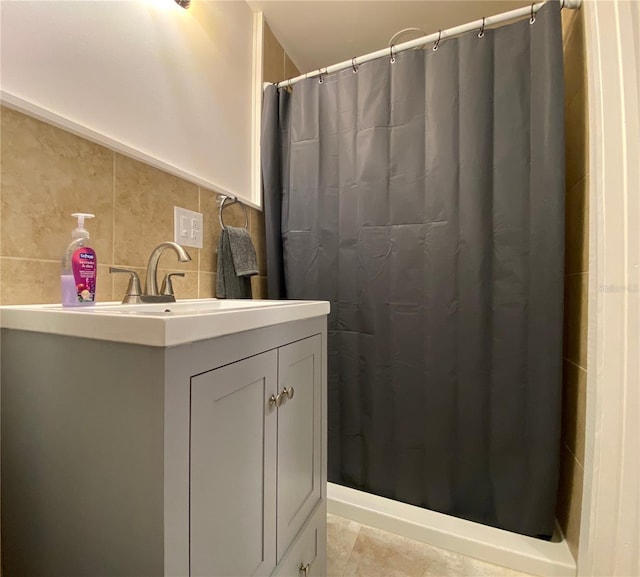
[327,483,576,577]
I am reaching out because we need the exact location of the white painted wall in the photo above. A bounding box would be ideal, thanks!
[0,0,261,207]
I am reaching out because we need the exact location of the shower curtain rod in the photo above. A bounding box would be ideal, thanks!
[275,0,581,89]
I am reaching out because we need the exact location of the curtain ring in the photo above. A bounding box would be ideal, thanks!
[318,68,326,84]
[530,3,536,24]
[352,57,359,73]
[390,44,396,64]
[433,30,441,51]
[478,17,485,38]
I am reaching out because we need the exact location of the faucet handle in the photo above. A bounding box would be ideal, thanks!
[109,267,143,304]
[160,272,185,296]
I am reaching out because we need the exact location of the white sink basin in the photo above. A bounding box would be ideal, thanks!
[0,299,330,347]
[86,299,293,316]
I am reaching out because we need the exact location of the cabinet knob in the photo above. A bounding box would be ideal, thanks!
[269,387,294,409]
[269,393,282,408]
[299,562,311,576]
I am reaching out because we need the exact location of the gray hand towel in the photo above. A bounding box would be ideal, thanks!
[215,227,258,299]
[226,225,259,277]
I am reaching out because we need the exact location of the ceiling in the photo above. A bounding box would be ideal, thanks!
[247,1,532,75]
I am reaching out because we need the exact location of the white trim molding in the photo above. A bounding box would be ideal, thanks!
[581,1,640,575]
[251,12,265,211]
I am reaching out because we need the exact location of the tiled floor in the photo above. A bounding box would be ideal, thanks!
[327,513,538,577]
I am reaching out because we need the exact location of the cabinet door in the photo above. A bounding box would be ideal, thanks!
[190,351,278,577]
[276,335,322,561]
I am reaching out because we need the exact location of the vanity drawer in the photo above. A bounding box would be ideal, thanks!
[273,502,326,577]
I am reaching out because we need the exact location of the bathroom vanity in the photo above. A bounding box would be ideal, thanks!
[0,299,329,577]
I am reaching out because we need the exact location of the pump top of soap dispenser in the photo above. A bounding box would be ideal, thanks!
[71,213,95,239]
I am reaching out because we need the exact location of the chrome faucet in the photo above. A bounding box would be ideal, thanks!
[110,241,192,303]
[145,241,191,297]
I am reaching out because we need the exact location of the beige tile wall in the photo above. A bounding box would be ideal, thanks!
[557,7,589,560]
[263,21,300,84]
[0,105,267,304]
[0,21,298,307]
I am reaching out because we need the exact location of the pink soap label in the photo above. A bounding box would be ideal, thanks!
[71,247,96,302]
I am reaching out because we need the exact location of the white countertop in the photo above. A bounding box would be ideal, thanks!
[0,299,330,347]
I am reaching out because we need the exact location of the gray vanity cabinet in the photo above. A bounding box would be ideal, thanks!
[189,334,324,577]
[1,311,327,577]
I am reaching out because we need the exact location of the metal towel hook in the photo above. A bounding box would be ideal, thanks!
[389,44,397,64]
[218,196,248,230]
[478,17,485,38]
[530,3,536,24]
[433,30,441,51]
[352,57,359,73]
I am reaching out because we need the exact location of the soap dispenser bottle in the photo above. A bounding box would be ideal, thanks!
[61,213,97,307]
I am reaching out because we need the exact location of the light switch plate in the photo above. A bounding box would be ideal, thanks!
[174,206,203,249]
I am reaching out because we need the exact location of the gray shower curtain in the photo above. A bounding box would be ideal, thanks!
[262,2,565,538]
